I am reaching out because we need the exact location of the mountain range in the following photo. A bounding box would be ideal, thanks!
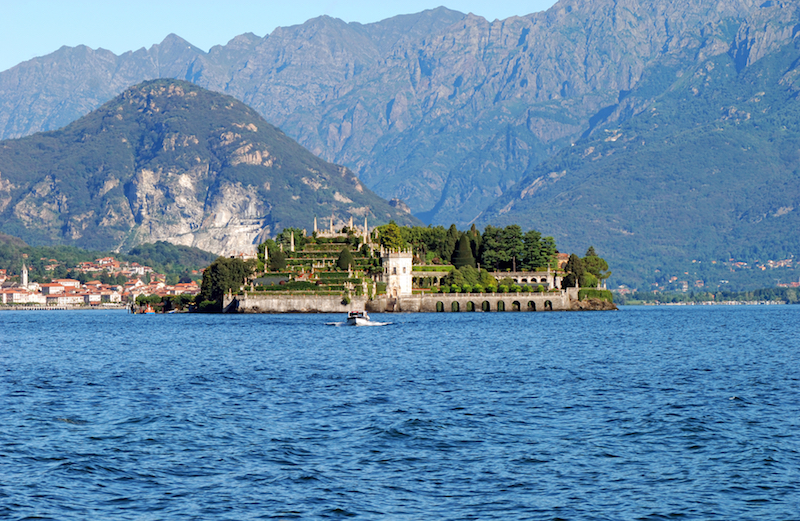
[0,80,418,254]
[1,0,799,286]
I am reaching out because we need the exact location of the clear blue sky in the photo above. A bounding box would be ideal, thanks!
[0,0,558,73]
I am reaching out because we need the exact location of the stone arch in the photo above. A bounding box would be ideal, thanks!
[512,300,521,311]
[436,301,445,312]
[452,301,460,312]
[482,301,491,312]
[527,301,536,311]
[466,301,475,312]
[545,300,553,311]
[497,300,505,312]
[521,278,528,283]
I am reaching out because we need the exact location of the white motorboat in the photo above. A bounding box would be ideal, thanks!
[346,310,371,326]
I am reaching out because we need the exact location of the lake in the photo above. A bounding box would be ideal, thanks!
[1,306,798,520]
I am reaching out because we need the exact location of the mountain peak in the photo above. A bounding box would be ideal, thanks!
[0,79,419,253]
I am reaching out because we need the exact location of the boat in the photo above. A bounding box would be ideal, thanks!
[346,310,371,326]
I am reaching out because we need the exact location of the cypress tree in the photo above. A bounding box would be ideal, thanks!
[452,234,476,268]
[268,250,286,271]
[442,224,459,262]
[336,247,355,270]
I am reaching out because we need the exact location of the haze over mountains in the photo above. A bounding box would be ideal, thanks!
[1,0,799,286]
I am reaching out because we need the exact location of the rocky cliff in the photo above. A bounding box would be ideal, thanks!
[0,80,419,254]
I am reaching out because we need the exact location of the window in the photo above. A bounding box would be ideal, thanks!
[403,267,406,274]
[393,267,397,274]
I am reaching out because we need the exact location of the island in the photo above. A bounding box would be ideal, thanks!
[199,219,616,313]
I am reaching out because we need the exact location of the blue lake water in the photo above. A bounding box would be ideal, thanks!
[1,306,799,520]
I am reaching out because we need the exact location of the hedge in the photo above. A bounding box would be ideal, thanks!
[412,265,454,272]
[579,289,614,303]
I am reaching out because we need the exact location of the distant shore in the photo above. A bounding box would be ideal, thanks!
[0,304,128,311]
[623,300,788,306]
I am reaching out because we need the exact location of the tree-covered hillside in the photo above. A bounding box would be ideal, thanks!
[0,79,419,254]
[478,41,800,289]
[0,234,216,283]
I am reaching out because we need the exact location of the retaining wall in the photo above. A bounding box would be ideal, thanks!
[226,289,579,313]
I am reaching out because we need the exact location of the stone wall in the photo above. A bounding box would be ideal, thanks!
[225,293,368,313]
[367,291,572,312]
[226,288,581,313]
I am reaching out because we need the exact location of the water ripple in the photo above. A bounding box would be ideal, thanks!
[1,307,799,519]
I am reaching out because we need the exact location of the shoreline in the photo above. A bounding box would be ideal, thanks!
[620,300,789,306]
[0,305,128,311]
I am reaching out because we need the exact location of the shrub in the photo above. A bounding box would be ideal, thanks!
[535,285,545,293]
[580,273,599,288]
[472,284,484,293]
[440,285,450,294]
[450,284,461,293]
[579,289,614,303]
[511,285,522,293]
[461,284,472,293]
[486,285,497,293]
[196,300,219,313]
[498,285,509,293]
[268,250,287,271]
[336,247,355,270]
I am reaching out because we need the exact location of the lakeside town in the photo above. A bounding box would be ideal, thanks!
[0,256,201,307]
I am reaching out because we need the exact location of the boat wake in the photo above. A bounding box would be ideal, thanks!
[325,321,392,327]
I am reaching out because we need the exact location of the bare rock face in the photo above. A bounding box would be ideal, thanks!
[388,198,412,214]
[570,298,618,311]
[0,80,419,253]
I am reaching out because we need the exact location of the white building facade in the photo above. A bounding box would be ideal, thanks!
[380,248,413,298]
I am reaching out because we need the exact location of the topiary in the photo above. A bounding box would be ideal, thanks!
[336,247,355,270]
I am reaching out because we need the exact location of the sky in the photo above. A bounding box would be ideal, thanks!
[0,0,559,73]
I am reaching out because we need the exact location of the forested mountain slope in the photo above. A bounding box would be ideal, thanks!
[477,28,800,287]
[0,80,418,253]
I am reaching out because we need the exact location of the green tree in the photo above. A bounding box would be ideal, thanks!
[562,253,585,288]
[276,227,308,251]
[336,247,355,270]
[520,230,557,270]
[442,224,460,263]
[468,224,482,260]
[378,221,407,251]
[198,257,253,306]
[268,250,286,271]
[452,234,476,268]
[500,225,525,271]
[582,246,611,285]
[442,266,496,288]
[480,225,527,271]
